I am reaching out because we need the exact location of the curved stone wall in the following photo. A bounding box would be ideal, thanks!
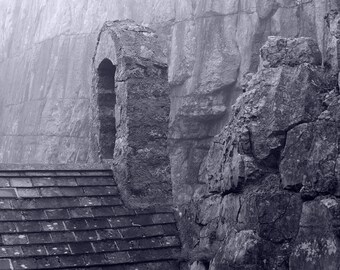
[92,21,171,208]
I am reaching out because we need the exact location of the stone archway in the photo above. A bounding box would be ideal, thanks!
[92,20,171,208]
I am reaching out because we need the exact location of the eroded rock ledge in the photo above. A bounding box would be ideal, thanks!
[192,36,340,270]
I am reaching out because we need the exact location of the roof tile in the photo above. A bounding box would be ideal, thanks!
[0,169,180,269]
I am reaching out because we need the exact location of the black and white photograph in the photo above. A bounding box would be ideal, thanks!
[0,0,339,269]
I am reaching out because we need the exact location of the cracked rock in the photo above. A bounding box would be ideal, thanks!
[195,36,340,269]
[260,36,322,68]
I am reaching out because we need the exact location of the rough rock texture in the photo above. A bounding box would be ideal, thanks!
[209,230,262,270]
[0,0,338,165]
[290,198,340,270]
[325,9,340,74]
[0,0,174,164]
[167,0,340,253]
[2,0,340,216]
[192,36,340,269]
[3,1,340,267]
[92,20,171,208]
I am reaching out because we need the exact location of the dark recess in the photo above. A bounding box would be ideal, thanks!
[97,58,117,159]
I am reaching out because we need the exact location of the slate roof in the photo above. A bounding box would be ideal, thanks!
[0,169,181,270]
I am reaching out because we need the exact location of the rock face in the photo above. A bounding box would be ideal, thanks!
[0,0,174,164]
[2,2,340,268]
[1,1,340,213]
[0,0,337,165]
[193,36,340,269]
[167,0,340,251]
[92,20,171,208]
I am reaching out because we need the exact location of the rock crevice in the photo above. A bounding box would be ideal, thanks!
[191,35,340,270]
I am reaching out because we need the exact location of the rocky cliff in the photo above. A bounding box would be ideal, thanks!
[167,0,340,244]
[2,1,340,268]
[191,35,340,269]
[0,0,174,163]
[0,0,339,197]
[0,0,338,165]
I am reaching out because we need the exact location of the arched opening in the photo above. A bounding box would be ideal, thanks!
[97,58,116,159]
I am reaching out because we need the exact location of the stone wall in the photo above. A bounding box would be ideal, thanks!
[92,21,171,208]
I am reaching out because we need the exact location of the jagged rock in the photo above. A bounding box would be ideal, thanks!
[200,37,325,195]
[326,10,340,39]
[237,187,302,244]
[1,4,339,262]
[194,175,303,269]
[280,120,338,196]
[196,195,222,226]
[260,36,322,68]
[2,6,335,256]
[3,0,329,165]
[290,197,340,270]
[209,230,262,270]
[325,10,340,73]
[168,2,337,243]
[280,83,340,197]
[190,261,208,270]
[195,36,340,270]
[2,2,340,269]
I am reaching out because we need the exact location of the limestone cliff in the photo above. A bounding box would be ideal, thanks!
[2,2,340,268]
[0,0,174,163]
[0,0,338,167]
[168,0,340,240]
[192,36,340,270]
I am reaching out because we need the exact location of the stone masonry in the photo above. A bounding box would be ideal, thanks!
[91,20,172,209]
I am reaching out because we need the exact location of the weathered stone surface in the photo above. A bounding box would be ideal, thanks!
[260,36,322,68]
[281,119,339,197]
[290,198,340,270]
[191,174,303,269]
[0,0,174,164]
[0,1,338,209]
[190,261,208,270]
[92,20,171,208]
[325,9,340,74]
[193,36,340,269]
[209,230,262,270]
[1,3,340,256]
[168,1,338,225]
[3,2,340,269]
[200,44,325,195]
